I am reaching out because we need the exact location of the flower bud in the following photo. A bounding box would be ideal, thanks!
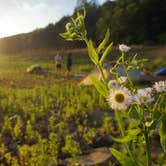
[119,44,131,52]
[108,80,119,89]
[65,23,72,31]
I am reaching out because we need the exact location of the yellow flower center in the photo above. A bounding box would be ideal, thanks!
[114,92,125,103]
[140,96,148,101]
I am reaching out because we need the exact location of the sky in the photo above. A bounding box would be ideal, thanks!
[0,0,107,38]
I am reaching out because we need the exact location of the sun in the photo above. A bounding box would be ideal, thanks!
[0,21,20,38]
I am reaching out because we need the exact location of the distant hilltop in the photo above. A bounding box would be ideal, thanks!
[0,0,165,54]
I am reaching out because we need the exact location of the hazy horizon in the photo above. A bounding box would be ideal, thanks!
[0,0,107,38]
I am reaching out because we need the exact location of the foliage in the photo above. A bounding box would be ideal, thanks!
[0,0,166,54]
[61,10,166,166]
[0,84,110,164]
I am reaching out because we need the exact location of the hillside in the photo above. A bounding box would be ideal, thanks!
[0,0,165,54]
[0,16,74,54]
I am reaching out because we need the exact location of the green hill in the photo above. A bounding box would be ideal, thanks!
[0,0,165,54]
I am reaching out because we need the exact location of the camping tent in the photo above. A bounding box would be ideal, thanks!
[80,64,149,85]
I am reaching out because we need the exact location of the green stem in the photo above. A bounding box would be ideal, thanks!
[84,38,89,46]
[121,52,125,64]
[153,94,162,112]
[136,105,151,166]
[84,38,107,86]
[115,110,137,164]
[144,128,151,166]
[98,64,107,85]
[121,52,134,89]
[115,110,125,136]
[159,152,166,166]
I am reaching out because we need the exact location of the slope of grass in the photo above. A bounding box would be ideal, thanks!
[0,45,165,165]
[0,45,166,88]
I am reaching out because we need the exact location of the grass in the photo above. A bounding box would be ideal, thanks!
[0,45,165,165]
[0,45,166,88]
[0,54,93,88]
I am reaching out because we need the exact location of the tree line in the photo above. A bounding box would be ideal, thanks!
[0,0,166,54]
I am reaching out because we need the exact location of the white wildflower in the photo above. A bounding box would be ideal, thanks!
[119,44,131,52]
[153,81,166,93]
[134,89,154,104]
[108,80,119,89]
[108,87,132,110]
[118,76,128,84]
[144,87,153,94]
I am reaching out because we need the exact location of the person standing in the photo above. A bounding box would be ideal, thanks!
[55,51,62,74]
[66,53,72,76]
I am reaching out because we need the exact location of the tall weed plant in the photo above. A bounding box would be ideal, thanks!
[61,10,166,166]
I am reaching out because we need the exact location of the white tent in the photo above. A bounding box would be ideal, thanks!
[115,65,148,82]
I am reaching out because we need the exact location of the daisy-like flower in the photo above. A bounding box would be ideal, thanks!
[119,44,131,52]
[144,87,153,94]
[134,89,154,104]
[153,81,166,93]
[108,87,132,110]
[118,76,128,84]
[108,80,119,89]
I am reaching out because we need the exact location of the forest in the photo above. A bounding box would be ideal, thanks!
[0,1,166,165]
[0,0,166,54]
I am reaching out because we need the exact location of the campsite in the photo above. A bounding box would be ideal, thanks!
[0,45,166,165]
[0,0,166,165]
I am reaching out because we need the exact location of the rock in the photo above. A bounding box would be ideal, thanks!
[26,64,44,74]
[59,147,112,166]
[100,134,113,145]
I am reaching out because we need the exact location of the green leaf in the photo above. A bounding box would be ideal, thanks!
[128,109,140,120]
[59,32,71,38]
[159,113,166,152]
[110,148,136,166]
[97,29,110,53]
[152,110,161,121]
[111,128,141,143]
[59,31,82,41]
[87,40,98,65]
[148,110,161,130]
[99,42,113,65]
[90,76,108,98]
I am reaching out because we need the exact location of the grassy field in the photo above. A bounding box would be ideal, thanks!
[0,53,93,88]
[0,45,166,88]
[0,45,166,165]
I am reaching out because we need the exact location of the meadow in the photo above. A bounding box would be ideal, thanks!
[0,46,166,165]
[0,45,166,88]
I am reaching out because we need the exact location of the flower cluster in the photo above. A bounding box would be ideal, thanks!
[107,80,166,110]
[134,88,154,105]
[60,12,87,41]
[61,13,166,164]
[153,81,166,92]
